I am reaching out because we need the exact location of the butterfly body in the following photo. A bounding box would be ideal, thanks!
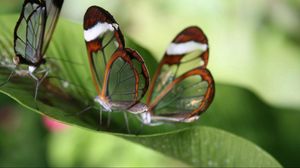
[94,96,112,112]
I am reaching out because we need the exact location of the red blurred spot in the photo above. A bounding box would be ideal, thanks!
[43,116,69,132]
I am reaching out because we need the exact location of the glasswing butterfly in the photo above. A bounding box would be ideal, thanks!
[140,26,215,126]
[83,6,150,129]
[0,0,64,100]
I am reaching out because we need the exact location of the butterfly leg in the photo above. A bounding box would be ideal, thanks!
[30,70,49,101]
[123,112,131,134]
[107,111,111,128]
[0,69,15,87]
[37,67,50,84]
[97,107,103,131]
[28,72,40,100]
[64,105,93,117]
[39,69,49,82]
[28,72,41,109]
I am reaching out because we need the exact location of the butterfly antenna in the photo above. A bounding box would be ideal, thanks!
[123,112,131,134]
[0,69,14,87]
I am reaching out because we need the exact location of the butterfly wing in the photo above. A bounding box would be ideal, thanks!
[104,49,149,111]
[14,0,47,66]
[42,0,64,54]
[148,68,214,122]
[84,6,149,111]
[84,6,125,96]
[146,26,215,122]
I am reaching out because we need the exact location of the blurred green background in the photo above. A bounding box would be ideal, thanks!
[1,0,300,167]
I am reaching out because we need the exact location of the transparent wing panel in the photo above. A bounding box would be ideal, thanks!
[42,0,63,54]
[14,1,46,65]
[150,50,204,103]
[107,49,149,107]
[108,57,137,102]
[153,75,208,115]
[90,30,120,89]
[150,68,214,119]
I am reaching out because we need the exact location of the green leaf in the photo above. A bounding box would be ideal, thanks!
[0,14,281,167]
[200,84,300,166]
[126,126,281,167]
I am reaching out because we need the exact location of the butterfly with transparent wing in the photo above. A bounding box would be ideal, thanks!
[139,26,215,126]
[83,6,150,130]
[0,0,64,100]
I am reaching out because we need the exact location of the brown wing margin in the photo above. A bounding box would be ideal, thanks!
[186,68,214,119]
[101,49,150,107]
[164,26,209,66]
[84,6,125,48]
[148,68,215,118]
[86,48,102,97]
[125,48,150,102]
[146,26,209,105]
